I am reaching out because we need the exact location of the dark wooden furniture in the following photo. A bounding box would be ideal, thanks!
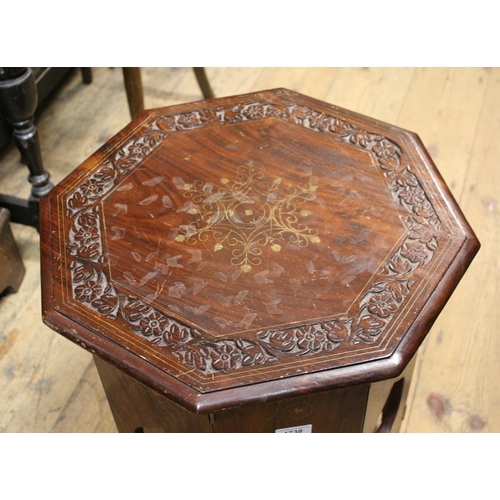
[40,89,480,432]
[0,67,73,152]
[0,68,56,230]
[0,208,25,295]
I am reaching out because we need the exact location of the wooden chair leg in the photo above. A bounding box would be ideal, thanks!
[193,67,215,99]
[81,68,93,84]
[122,68,144,120]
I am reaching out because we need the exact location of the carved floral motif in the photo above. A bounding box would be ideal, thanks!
[176,338,276,374]
[64,95,444,375]
[258,317,350,355]
[71,260,119,317]
[352,280,412,344]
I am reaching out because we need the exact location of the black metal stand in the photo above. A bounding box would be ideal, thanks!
[0,67,53,230]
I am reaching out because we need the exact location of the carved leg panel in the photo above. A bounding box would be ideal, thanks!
[93,356,213,433]
[94,352,415,433]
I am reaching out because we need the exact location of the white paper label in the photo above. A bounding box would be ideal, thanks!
[275,424,312,433]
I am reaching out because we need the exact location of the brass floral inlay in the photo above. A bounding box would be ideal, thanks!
[175,165,321,272]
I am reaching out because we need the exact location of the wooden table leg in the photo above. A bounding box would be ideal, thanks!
[122,67,144,120]
[363,356,416,433]
[193,67,215,99]
[93,356,213,433]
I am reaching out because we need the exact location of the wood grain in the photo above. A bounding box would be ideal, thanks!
[0,67,496,432]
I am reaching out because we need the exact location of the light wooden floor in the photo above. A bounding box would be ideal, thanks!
[0,67,498,432]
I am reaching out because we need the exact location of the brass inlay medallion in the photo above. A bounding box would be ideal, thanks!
[175,165,320,272]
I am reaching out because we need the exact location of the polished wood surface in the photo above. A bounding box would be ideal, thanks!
[122,68,144,120]
[40,87,478,417]
[0,68,497,432]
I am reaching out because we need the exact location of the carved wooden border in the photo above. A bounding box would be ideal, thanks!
[63,97,444,378]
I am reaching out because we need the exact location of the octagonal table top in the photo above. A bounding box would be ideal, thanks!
[40,89,479,412]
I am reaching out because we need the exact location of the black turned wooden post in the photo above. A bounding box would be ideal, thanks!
[0,67,53,230]
[40,88,480,433]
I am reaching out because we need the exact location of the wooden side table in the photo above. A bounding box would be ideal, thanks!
[40,89,479,432]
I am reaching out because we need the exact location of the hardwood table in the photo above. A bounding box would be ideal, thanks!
[40,89,479,432]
